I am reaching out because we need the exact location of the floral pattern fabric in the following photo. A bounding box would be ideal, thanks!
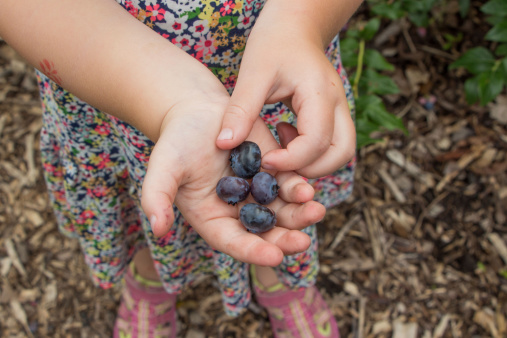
[37,0,356,317]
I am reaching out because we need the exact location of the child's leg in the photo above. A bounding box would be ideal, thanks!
[253,265,280,288]
[133,247,161,282]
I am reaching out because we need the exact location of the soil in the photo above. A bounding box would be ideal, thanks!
[0,1,506,337]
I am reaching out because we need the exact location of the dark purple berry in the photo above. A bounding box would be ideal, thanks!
[230,141,261,179]
[216,176,250,205]
[239,203,276,233]
[250,172,279,205]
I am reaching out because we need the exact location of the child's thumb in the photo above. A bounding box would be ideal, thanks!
[141,150,181,237]
[216,79,271,149]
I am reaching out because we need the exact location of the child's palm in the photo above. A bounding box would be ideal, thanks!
[141,100,325,267]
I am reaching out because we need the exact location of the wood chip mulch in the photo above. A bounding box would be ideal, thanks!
[1,2,506,337]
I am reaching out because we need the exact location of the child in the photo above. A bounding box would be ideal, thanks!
[0,0,362,337]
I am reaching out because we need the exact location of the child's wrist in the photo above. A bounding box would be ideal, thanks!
[258,0,362,48]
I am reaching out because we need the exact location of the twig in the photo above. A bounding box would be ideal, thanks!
[395,95,416,119]
[329,214,361,250]
[378,168,407,203]
[413,191,449,237]
[4,239,26,277]
[386,149,435,188]
[363,208,385,264]
[401,18,427,73]
[357,297,366,338]
[435,145,485,192]
[417,45,457,60]
[488,233,507,265]
[353,39,365,99]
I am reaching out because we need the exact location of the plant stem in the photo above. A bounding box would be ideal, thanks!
[492,59,501,73]
[353,39,365,99]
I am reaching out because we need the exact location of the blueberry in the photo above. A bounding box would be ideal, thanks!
[250,172,279,205]
[216,176,250,205]
[230,141,261,179]
[239,203,276,233]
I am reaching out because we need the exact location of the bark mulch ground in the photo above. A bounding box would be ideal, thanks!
[1,2,506,337]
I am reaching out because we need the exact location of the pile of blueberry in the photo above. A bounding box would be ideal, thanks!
[216,141,279,233]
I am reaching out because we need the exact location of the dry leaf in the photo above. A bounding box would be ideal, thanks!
[489,95,507,124]
[392,320,418,338]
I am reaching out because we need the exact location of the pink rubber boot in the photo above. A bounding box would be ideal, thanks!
[252,267,340,338]
[113,264,177,338]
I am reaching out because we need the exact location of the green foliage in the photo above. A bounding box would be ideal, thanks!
[450,0,507,105]
[458,0,471,18]
[443,32,463,51]
[343,14,407,148]
[367,0,441,27]
[355,95,407,148]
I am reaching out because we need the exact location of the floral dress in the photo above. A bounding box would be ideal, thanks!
[37,0,356,317]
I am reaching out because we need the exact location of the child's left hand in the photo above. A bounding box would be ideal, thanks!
[216,2,357,179]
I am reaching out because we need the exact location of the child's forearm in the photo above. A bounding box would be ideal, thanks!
[260,0,364,48]
[0,0,216,141]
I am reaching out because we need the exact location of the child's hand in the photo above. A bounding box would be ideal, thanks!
[141,99,326,267]
[216,6,356,179]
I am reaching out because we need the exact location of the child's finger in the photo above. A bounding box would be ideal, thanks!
[272,201,326,231]
[195,217,284,266]
[258,227,312,257]
[276,109,356,179]
[216,65,275,150]
[264,84,356,178]
[275,170,314,204]
[261,84,335,173]
[141,143,182,237]
[295,106,356,178]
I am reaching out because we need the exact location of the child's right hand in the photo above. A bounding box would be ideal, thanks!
[141,94,326,267]
[0,0,326,267]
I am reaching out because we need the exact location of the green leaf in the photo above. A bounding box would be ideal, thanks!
[495,43,507,56]
[341,37,359,51]
[478,69,505,105]
[464,76,480,105]
[458,0,471,18]
[355,95,384,113]
[356,115,382,136]
[370,2,405,20]
[481,0,507,16]
[485,22,507,42]
[355,95,407,136]
[345,28,361,40]
[365,104,408,134]
[450,47,496,74]
[502,56,507,73]
[340,38,359,68]
[403,0,439,26]
[404,0,439,12]
[364,49,395,71]
[486,15,506,25]
[408,12,431,27]
[359,69,400,96]
[359,18,381,41]
[356,131,380,149]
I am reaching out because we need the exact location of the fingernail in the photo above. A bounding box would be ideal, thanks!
[218,128,233,140]
[150,215,157,228]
